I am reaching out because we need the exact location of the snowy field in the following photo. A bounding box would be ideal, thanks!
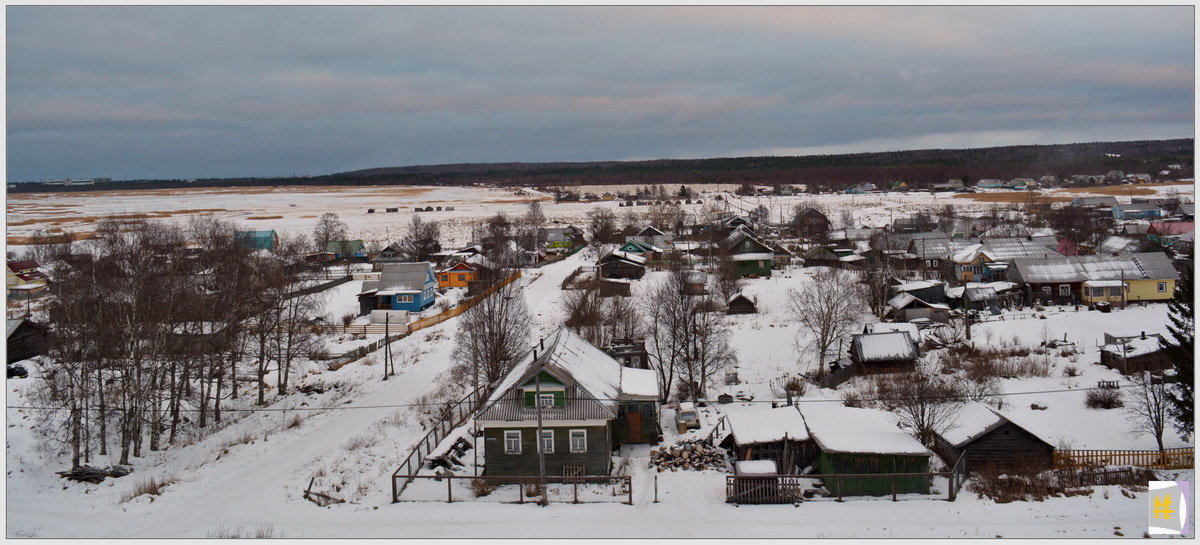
[8,182,1191,253]
[6,246,1191,538]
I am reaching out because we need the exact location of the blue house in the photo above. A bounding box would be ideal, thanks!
[326,239,368,261]
[1112,204,1163,220]
[235,230,279,251]
[357,262,437,314]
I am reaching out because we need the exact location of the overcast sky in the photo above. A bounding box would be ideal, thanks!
[6,6,1195,182]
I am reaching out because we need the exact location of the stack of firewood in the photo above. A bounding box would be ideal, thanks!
[56,465,133,484]
[649,440,726,471]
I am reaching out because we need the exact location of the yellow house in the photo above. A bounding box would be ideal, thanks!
[1011,252,1179,306]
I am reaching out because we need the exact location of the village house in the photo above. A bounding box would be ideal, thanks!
[617,240,664,261]
[933,402,1055,473]
[626,226,671,249]
[1147,222,1195,248]
[325,240,367,261]
[946,237,1062,282]
[436,259,491,289]
[541,225,584,253]
[598,250,647,280]
[6,319,46,364]
[475,328,661,478]
[719,227,774,277]
[6,260,49,297]
[1007,252,1179,306]
[791,208,830,239]
[234,230,279,251]
[357,262,437,314]
[886,292,950,323]
[1112,203,1163,220]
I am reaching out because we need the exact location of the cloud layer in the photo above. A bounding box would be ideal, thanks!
[6,6,1194,181]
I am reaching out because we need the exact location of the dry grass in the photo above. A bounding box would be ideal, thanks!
[207,525,277,538]
[8,185,431,199]
[245,215,284,220]
[1085,388,1124,409]
[120,475,177,503]
[1057,183,1192,196]
[341,433,377,451]
[953,192,1072,204]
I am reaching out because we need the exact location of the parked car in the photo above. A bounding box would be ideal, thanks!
[7,364,28,379]
[675,401,700,432]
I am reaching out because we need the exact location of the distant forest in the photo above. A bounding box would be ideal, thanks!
[11,138,1193,194]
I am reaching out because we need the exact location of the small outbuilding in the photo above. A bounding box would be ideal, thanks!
[726,293,758,315]
[934,402,1055,473]
[598,251,647,280]
[849,331,920,374]
[1099,333,1171,374]
[798,404,932,496]
[719,406,816,473]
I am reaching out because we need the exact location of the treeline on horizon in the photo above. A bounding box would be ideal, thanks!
[11,138,1194,194]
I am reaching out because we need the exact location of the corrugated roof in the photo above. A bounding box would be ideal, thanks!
[377,262,434,291]
[1010,252,1179,283]
[852,332,918,362]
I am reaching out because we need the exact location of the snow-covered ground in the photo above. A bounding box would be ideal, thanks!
[6,188,1193,537]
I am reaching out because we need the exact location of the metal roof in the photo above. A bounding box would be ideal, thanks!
[1009,252,1179,283]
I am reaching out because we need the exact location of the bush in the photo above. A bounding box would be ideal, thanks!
[470,478,496,498]
[1085,388,1123,409]
[1063,365,1080,377]
[782,376,807,396]
[341,312,356,326]
[120,475,176,503]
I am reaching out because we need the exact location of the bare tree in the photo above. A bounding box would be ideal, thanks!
[859,260,895,319]
[876,371,964,447]
[644,269,734,401]
[399,215,442,262]
[312,212,348,254]
[787,268,865,375]
[453,275,531,401]
[562,287,607,346]
[715,254,741,304]
[1126,371,1172,452]
[588,207,618,245]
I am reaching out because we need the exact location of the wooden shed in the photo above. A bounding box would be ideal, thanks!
[598,251,646,280]
[799,404,932,496]
[849,332,920,374]
[719,406,816,473]
[933,402,1054,473]
[1099,334,1171,374]
[726,293,758,315]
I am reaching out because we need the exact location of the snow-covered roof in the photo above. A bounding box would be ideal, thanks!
[1083,280,1126,288]
[735,460,779,476]
[839,254,866,262]
[374,262,434,292]
[893,280,942,292]
[725,406,810,445]
[619,367,658,400]
[606,250,647,265]
[480,327,622,413]
[886,292,946,310]
[730,253,774,261]
[1101,337,1163,358]
[6,319,23,338]
[797,405,931,456]
[866,322,920,340]
[1010,253,1179,283]
[940,402,1006,448]
[852,332,918,362]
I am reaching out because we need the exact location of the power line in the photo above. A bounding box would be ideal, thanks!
[4,385,1111,414]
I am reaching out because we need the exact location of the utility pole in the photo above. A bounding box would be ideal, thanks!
[535,372,547,506]
[383,314,390,381]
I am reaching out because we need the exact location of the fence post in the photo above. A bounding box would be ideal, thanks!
[892,475,897,502]
[835,476,843,502]
[574,482,579,504]
[392,475,398,503]
[447,476,453,503]
[518,483,524,504]
[654,475,659,503]
[627,477,633,505]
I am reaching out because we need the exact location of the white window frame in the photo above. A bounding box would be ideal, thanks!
[569,429,587,453]
[537,393,556,408]
[504,430,522,455]
[1042,285,1052,294]
[1058,284,1070,296]
[397,294,414,303]
[540,430,554,454]
[1158,282,1168,292]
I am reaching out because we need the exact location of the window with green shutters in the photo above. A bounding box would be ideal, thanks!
[523,390,565,408]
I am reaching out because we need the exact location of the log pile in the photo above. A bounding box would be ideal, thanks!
[55,465,133,484]
[649,440,726,471]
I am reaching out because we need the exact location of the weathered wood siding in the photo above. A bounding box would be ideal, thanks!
[613,401,660,445]
[818,452,930,496]
[938,421,1054,472]
[482,425,611,477]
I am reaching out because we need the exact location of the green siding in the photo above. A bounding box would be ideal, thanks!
[482,425,612,477]
[818,452,930,496]
[734,259,772,278]
[522,390,566,408]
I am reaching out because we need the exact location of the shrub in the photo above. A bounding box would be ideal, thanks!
[471,478,496,498]
[1085,388,1123,409]
[342,433,377,451]
[782,376,807,396]
[840,390,864,408]
[1063,365,1080,377]
[120,475,176,503]
[341,312,356,326]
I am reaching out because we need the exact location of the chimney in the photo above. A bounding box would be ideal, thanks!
[1141,331,1146,339]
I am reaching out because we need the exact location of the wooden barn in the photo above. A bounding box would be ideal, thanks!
[719,406,816,473]
[933,402,1055,473]
[726,293,758,315]
[798,404,933,496]
[598,278,633,297]
[849,332,920,374]
[6,319,45,364]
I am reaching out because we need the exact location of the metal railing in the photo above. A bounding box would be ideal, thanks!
[390,386,485,502]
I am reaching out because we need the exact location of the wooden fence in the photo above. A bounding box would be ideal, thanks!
[817,362,862,389]
[392,474,632,505]
[391,386,485,502]
[1053,448,1193,470]
[406,271,522,333]
[315,323,411,336]
[285,274,352,300]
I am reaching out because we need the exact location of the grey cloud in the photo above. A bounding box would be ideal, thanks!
[6,6,1194,181]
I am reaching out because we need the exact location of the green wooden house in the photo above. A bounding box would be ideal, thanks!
[476,327,660,479]
[719,226,774,277]
[797,404,932,496]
